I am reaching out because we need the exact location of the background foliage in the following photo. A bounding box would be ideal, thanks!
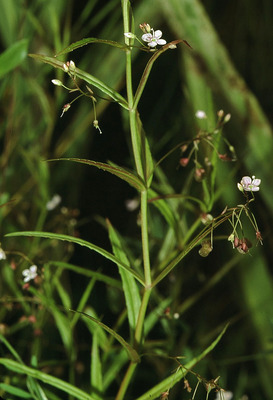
[1,0,273,399]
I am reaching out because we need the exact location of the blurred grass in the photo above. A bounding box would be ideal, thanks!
[1,0,273,399]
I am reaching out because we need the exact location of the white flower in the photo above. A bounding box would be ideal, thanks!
[0,247,6,260]
[46,194,61,211]
[237,176,261,192]
[195,110,207,119]
[125,198,139,211]
[142,29,166,48]
[22,265,38,282]
[215,391,233,400]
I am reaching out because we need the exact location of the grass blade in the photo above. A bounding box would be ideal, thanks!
[5,231,145,286]
[107,220,141,331]
[28,53,129,109]
[55,38,128,57]
[135,323,229,400]
[0,39,28,78]
[70,310,140,363]
[48,158,146,191]
[0,359,96,400]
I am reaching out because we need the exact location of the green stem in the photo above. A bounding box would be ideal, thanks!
[117,3,152,400]
[115,362,137,400]
[122,0,143,178]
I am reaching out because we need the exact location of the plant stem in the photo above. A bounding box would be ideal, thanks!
[122,0,143,178]
[117,2,152,400]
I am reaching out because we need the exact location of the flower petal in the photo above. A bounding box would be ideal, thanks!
[241,176,251,185]
[154,30,163,39]
[252,178,261,186]
[157,39,167,45]
[29,265,37,274]
[148,41,158,48]
[142,33,152,42]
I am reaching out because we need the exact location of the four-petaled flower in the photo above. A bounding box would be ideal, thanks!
[22,265,38,282]
[237,176,261,192]
[142,29,166,48]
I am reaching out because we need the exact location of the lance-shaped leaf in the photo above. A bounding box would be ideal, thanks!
[48,158,146,191]
[0,39,28,78]
[0,358,96,400]
[70,310,140,363]
[55,38,128,57]
[107,220,141,331]
[5,231,145,286]
[28,54,129,109]
[135,323,229,400]
[152,211,233,287]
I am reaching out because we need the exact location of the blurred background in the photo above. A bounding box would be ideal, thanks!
[1,0,273,399]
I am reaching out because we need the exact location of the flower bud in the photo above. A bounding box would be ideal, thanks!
[224,113,231,123]
[179,157,189,167]
[124,32,135,39]
[68,60,76,72]
[93,119,102,134]
[139,23,151,33]
[60,103,71,117]
[217,109,224,118]
[51,79,63,86]
[63,63,69,72]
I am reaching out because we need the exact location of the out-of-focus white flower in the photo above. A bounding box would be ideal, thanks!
[215,390,233,400]
[142,29,166,48]
[237,176,261,192]
[195,110,207,119]
[0,247,6,260]
[125,198,139,211]
[46,194,61,211]
[22,265,38,282]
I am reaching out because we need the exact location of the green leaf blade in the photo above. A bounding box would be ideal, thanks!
[70,310,140,363]
[0,39,28,78]
[48,158,146,191]
[5,231,145,286]
[135,324,229,400]
[0,359,96,400]
[28,54,129,109]
[107,220,141,331]
[55,38,128,57]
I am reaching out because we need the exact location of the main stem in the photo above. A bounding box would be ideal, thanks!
[116,2,152,399]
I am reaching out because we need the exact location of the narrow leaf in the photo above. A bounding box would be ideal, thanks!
[0,358,96,400]
[28,54,129,109]
[70,310,140,363]
[47,158,146,191]
[55,38,128,57]
[48,261,122,289]
[5,231,145,286]
[152,211,233,287]
[107,220,141,331]
[0,39,28,78]
[0,383,32,398]
[91,330,103,399]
